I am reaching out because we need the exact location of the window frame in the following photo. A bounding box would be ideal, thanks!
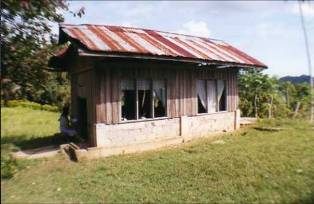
[137,79,153,119]
[196,79,228,115]
[120,79,167,123]
[120,79,137,121]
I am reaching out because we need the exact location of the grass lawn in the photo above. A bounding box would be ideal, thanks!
[1,107,63,180]
[1,107,314,203]
[1,106,60,150]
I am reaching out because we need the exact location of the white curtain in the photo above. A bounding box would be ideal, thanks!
[207,80,217,113]
[196,80,206,110]
[153,80,166,107]
[137,80,150,111]
[217,80,225,104]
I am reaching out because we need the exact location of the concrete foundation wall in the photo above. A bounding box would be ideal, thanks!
[181,112,235,141]
[96,111,237,147]
[96,118,180,147]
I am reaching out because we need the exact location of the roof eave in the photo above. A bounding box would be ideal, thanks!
[77,49,267,69]
[48,44,78,71]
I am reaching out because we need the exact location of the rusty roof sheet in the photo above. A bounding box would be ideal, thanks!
[59,24,267,68]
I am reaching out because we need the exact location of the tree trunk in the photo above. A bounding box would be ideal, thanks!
[3,90,9,107]
[268,95,273,119]
[254,94,258,118]
[286,87,289,107]
[293,101,301,118]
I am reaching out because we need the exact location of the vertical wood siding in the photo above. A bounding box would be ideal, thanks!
[93,61,239,125]
[69,56,239,147]
[69,56,97,146]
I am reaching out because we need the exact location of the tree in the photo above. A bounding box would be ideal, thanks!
[294,82,311,118]
[1,0,84,106]
[238,69,288,118]
[238,69,312,119]
[279,81,296,108]
[239,69,272,117]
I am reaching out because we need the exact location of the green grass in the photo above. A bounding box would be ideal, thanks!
[1,107,314,203]
[1,107,62,179]
[1,106,60,150]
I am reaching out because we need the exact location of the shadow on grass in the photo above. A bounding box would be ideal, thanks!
[1,133,68,150]
[294,194,314,204]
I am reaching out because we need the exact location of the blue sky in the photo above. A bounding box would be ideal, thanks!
[55,1,314,77]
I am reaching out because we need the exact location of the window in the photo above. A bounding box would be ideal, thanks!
[196,80,207,113]
[121,80,136,121]
[137,80,152,119]
[217,80,227,111]
[207,80,217,113]
[153,80,166,117]
[120,79,167,121]
[196,79,227,114]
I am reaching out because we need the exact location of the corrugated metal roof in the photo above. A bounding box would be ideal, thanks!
[59,24,267,68]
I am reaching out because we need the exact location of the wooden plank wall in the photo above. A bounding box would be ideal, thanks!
[68,56,239,146]
[93,60,239,125]
[69,56,97,146]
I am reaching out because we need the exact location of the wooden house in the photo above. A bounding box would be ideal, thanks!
[49,24,266,156]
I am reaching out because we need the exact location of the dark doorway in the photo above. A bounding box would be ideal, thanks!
[77,97,88,140]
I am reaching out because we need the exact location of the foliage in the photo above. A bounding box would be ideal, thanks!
[1,99,59,112]
[1,145,18,179]
[1,114,314,203]
[1,0,83,107]
[238,69,312,119]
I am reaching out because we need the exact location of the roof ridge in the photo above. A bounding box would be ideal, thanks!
[59,23,225,42]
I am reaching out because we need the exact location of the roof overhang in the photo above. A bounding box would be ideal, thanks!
[48,45,267,71]
[78,48,267,69]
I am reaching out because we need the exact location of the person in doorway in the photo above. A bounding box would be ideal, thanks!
[59,105,77,138]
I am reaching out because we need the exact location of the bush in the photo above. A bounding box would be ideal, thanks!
[1,100,59,112]
[42,104,59,112]
[1,149,18,179]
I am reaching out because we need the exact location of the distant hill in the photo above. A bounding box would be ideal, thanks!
[279,75,313,84]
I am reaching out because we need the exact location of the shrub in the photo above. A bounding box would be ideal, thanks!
[42,104,59,112]
[1,100,59,112]
[1,149,18,179]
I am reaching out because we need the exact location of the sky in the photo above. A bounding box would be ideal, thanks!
[54,1,314,77]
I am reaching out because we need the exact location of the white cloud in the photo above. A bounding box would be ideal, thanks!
[291,2,314,18]
[176,20,212,38]
[123,4,154,18]
[253,22,293,40]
